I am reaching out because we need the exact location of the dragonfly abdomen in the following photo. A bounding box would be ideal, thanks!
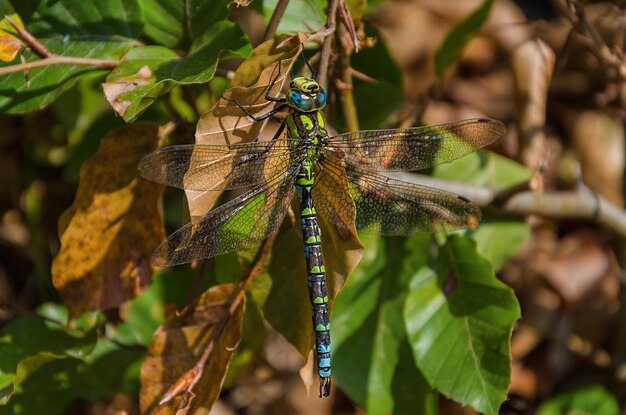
[296,159,332,397]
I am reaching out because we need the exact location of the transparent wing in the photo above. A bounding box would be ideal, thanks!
[320,158,481,235]
[152,162,300,267]
[326,118,505,172]
[139,139,300,191]
[311,161,356,233]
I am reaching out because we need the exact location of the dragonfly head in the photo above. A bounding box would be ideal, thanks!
[287,77,327,112]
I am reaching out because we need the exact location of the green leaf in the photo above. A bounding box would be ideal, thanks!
[434,150,531,269]
[537,385,620,415]
[0,346,141,415]
[434,0,494,77]
[434,149,531,188]
[352,26,403,130]
[258,0,326,34]
[473,220,529,271]
[105,21,250,121]
[332,234,437,414]
[140,0,234,49]
[0,312,98,404]
[0,0,143,112]
[404,235,520,415]
[140,0,186,48]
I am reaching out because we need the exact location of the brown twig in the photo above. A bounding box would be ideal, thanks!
[318,0,339,89]
[5,15,51,58]
[263,0,290,41]
[335,25,359,131]
[0,55,119,75]
[1,16,119,76]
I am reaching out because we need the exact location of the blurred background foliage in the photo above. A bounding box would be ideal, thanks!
[0,0,625,414]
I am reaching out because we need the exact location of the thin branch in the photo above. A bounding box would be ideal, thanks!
[263,0,290,41]
[388,172,626,238]
[5,15,51,58]
[335,24,359,131]
[0,56,119,75]
[318,0,339,89]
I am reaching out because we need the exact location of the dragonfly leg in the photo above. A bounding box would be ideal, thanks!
[264,61,288,103]
[221,96,287,122]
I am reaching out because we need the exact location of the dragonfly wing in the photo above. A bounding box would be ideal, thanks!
[151,162,300,267]
[312,161,356,233]
[327,118,505,172]
[322,158,481,235]
[139,140,299,191]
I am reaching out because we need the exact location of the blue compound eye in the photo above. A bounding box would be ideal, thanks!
[287,90,314,111]
[315,89,327,108]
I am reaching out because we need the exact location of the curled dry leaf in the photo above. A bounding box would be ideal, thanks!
[536,231,612,304]
[51,123,165,317]
[140,283,244,415]
[102,66,153,118]
[189,32,314,219]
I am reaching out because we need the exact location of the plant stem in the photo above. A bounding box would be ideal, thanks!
[5,15,51,58]
[318,0,339,89]
[336,25,359,132]
[0,56,119,75]
[263,0,290,41]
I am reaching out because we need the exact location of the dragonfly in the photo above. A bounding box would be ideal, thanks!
[139,71,505,397]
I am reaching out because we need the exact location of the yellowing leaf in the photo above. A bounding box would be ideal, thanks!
[140,283,244,414]
[51,123,165,317]
[0,14,24,62]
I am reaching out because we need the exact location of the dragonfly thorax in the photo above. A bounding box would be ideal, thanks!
[287,77,327,112]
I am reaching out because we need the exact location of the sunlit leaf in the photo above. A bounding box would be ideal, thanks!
[404,235,520,415]
[0,0,142,112]
[434,0,495,77]
[140,283,244,415]
[257,0,325,34]
[434,150,531,268]
[332,234,437,414]
[473,220,529,271]
[51,123,165,317]
[434,147,531,188]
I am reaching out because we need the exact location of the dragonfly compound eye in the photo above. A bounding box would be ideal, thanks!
[315,89,327,109]
[287,90,315,112]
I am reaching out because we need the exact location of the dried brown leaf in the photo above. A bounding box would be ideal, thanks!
[140,283,244,415]
[102,66,153,118]
[511,39,555,168]
[537,231,612,304]
[189,32,314,219]
[568,110,625,206]
[51,123,165,316]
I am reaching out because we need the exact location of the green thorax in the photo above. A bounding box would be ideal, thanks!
[284,77,329,160]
